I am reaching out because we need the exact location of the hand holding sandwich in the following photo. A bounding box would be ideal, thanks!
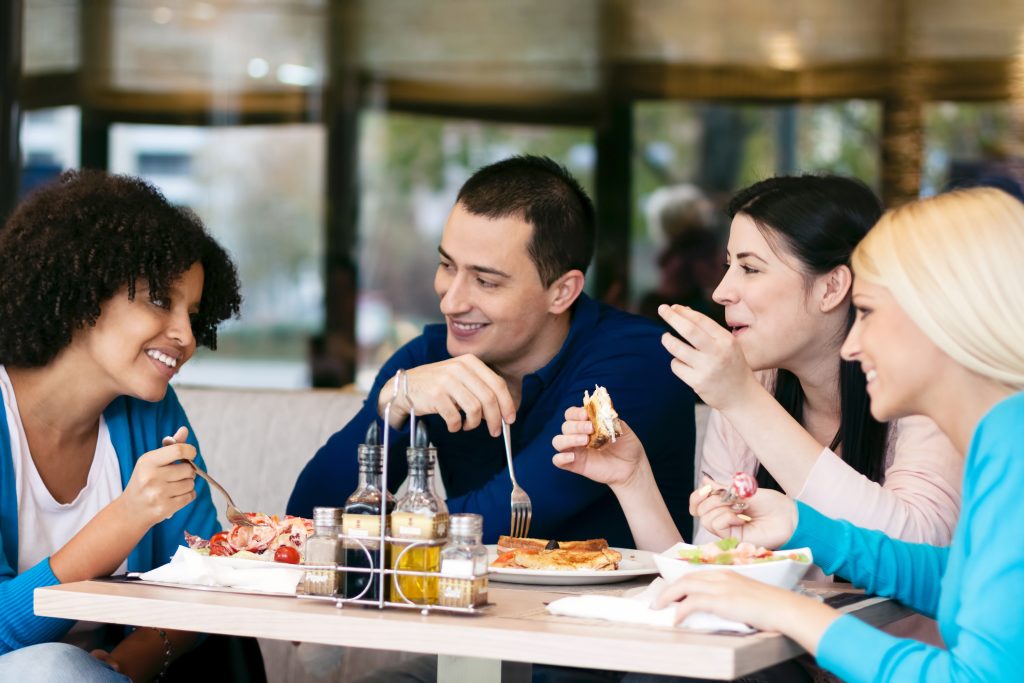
[553,393,685,552]
[552,405,649,490]
[377,354,517,437]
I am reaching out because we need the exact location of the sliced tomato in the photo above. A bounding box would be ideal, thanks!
[274,546,301,564]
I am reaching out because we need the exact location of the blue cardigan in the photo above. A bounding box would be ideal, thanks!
[785,392,1024,681]
[0,386,219,654]
[288,293,697,546]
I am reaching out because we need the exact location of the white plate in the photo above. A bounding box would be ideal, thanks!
[486,545,658,585]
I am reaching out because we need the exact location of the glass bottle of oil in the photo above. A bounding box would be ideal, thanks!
[342,422,394,601]
[389,423,447,604]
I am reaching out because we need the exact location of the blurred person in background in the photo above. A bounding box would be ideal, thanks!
[638,184,726,328]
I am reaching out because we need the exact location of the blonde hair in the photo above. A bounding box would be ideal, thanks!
[852,187,1024,390]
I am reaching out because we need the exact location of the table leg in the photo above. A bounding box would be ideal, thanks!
[437,655,530,682]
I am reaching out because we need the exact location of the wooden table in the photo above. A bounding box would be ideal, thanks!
[35,579,908,681]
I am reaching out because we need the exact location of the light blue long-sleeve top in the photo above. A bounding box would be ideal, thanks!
[0,386,219,654]
[784,392,1024,682]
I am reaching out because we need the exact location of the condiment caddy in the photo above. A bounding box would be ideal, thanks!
[296,369,491,615]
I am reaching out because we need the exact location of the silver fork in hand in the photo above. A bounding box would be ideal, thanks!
[163,435,253,528]
[502,420,532,538]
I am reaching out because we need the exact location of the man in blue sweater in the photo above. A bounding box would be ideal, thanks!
[288,155,695,547]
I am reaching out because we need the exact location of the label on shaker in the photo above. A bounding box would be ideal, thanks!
[440,558,474,578]
[343,514,382,538]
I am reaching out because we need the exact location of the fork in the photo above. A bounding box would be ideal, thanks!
[502,420,532,538]
[163,435,253,528]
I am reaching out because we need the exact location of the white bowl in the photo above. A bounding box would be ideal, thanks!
[653,542,813,590]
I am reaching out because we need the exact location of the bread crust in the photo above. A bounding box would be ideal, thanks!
[496,535,609,554]
[583,386,623,448]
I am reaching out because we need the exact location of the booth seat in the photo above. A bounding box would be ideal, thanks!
[175,384,711,682]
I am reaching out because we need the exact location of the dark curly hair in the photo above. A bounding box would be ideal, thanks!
[0,169,242,367]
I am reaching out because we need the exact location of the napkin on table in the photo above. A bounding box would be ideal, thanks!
[135,546,304,594]
[546,577,756,634]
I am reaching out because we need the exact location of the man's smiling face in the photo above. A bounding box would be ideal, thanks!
[434,203,563,377]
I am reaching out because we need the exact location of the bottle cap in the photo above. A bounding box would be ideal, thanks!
[357,421,383,470]
[406,422,433,470]
[449,513,483,537]
[312,506,344,526]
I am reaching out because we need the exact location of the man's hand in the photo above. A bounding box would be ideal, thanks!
[377,355,516,436]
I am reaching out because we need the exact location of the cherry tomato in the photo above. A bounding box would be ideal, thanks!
[210,544,233,557]
[274,546,301,564]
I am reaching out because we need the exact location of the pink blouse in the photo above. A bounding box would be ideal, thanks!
[696,404,962,547]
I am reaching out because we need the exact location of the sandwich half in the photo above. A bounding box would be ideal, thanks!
[583,385,623,448]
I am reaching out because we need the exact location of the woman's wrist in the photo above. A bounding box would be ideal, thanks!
[715,371,766,416]
[611,455,656,498]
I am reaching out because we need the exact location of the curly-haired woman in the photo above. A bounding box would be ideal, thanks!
[0,170,241,681]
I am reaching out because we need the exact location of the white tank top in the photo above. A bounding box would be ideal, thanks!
[1,366,127,648]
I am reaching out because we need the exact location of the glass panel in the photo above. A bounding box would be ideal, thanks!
[107,1,325,93]
[110,123,326,388]
[631,100,881,316]
[23,0,80,74]
[923,101,1024,197]
[20,106,81,197]
[354,111,594,388]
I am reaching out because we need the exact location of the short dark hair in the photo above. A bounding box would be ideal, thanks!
[456,155,595,286]
[728,174,889,488]
[0,169,242,367]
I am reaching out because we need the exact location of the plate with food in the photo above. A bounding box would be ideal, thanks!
[131,512,315,595]
[653,538,813,590]
[487,536,658,585]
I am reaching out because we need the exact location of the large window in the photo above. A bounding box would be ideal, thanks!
[110,123,326,388]
[20,107,81,197]
[354,111,594,388]
[923,102,1023,197]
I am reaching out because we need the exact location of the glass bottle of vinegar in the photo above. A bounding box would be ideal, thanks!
[389,423,448,604]
[342,422,394,601]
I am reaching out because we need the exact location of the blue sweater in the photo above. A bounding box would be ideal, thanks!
[288,294,696,546]
[0,386,219,654]
[785,392,1024,682]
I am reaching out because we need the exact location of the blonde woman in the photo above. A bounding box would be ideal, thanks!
[660,187,1024,681]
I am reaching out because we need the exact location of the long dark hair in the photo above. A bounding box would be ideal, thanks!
[727,175,889,489]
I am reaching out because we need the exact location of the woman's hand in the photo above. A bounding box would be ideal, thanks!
[119,425,198,528]
[551,407,650,490]
[654,572,841,655]
[658,304,760,411]
[691,478,798,549]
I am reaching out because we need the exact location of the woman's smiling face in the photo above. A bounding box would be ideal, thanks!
[841,277,949,421]
[76,263,204,403]
[712,213,842,371]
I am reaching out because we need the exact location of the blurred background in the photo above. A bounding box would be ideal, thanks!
[3,0,1023,390]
